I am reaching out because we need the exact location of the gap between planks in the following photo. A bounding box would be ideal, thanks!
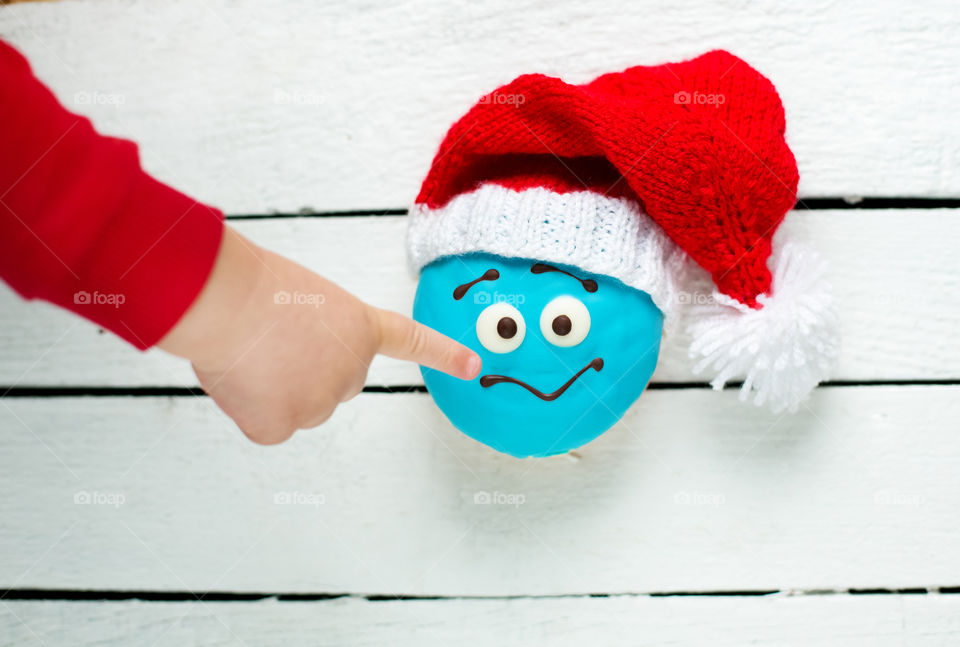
[223,197,960,219]
[3,586,960,602]
[2,380,959,398]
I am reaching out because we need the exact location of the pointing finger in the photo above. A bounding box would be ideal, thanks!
[372,307,481,380]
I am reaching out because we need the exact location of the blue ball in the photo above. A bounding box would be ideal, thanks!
[413,252,663,458]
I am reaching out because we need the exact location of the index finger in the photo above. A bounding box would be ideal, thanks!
[371,307,481,380]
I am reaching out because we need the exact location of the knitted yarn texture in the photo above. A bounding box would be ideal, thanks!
[408,50,839,412]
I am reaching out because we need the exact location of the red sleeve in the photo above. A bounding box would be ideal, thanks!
[0,40,224,349]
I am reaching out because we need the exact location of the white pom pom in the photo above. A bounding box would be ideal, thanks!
[686,241,840,413]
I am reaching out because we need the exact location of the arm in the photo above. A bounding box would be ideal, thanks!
[0,40,479,443]
[0,39,222,348]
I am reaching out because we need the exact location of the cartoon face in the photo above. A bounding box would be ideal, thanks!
[413,252,664,458]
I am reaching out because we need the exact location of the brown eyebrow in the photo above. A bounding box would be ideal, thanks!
[530,263,598,292]
[453,269,500,300]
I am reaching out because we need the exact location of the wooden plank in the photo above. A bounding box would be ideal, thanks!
[1,210,958,387]
[1,0,959,213]
[2,594,959,646]
[1,386,958,594]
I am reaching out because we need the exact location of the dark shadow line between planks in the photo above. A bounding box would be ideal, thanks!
[227,209,406,219]
[224,198,960,220]
[0,587,955,602]
[1,379,959,398]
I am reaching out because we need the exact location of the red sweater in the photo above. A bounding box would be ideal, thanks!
[0,41,224,349]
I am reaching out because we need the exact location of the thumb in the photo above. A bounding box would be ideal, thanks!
[371,306,481,380]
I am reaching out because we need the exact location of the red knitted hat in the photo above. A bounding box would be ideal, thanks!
[408,50,838,412]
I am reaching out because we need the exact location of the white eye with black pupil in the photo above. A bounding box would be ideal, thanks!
[540,296,590,347]
[476,303,525,353]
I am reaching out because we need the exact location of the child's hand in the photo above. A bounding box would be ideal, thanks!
[159,226,480,444]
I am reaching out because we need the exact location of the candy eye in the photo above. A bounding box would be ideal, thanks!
[540,296,590,347]
[476,302,525,353]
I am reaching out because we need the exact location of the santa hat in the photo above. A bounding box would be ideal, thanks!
[407,50,839,412]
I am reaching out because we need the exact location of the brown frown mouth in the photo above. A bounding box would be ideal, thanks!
[478,358,604,401]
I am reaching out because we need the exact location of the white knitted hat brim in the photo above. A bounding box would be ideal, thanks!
[407,184,687,319]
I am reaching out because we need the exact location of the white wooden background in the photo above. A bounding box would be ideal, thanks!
[2,0,960,645]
